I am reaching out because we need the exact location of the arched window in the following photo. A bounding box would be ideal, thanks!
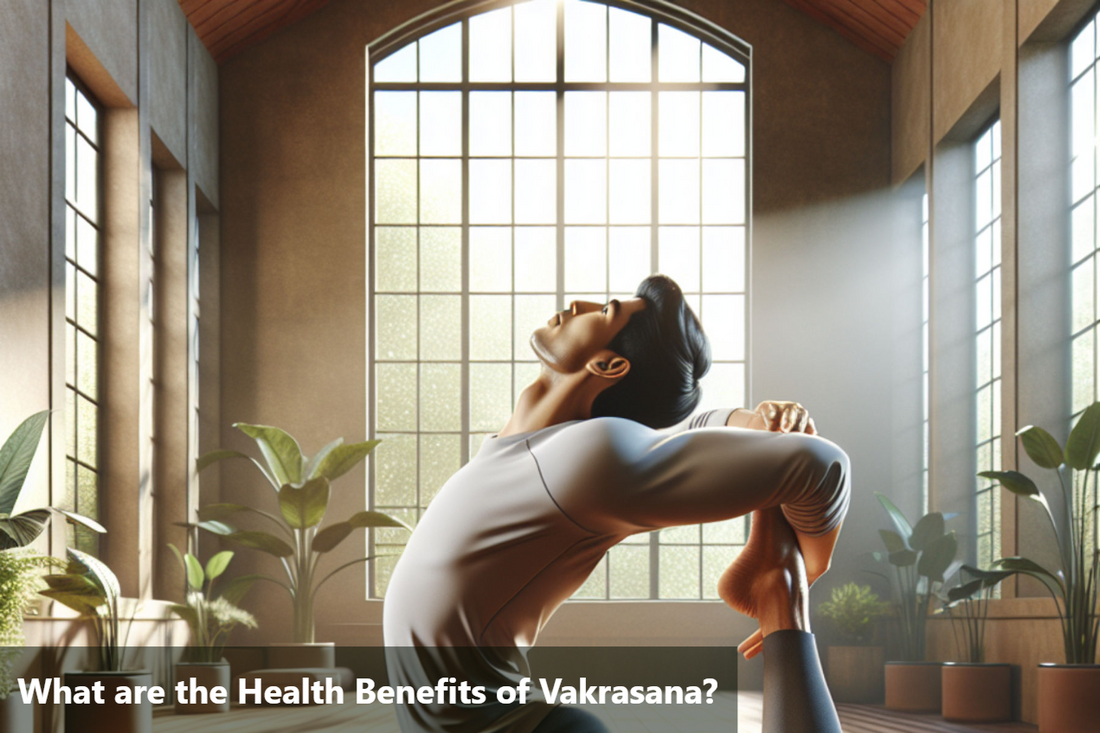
[367,0,750,599]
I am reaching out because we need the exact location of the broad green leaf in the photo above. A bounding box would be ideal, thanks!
[312,522,354,553]
[233,423,304,485]
[0,509,51,548]
[54,509,107,534]
[168,543,186,572]
[0,411,50,516]
[205,551,234,582]
[1017,426,1065,469]
[168,603,199,628]
[198,504,285,531]
[196,449,279,490]
[1066,402,1100,469]
[226,531,294,558]
[184,554,204,590]
[348,510,413,531]
[304,438,344,480]
[68,547,121,601]
[947,578,984,603]
[314,441,381,481]
[278,477,330,529]
[888,549,918,567]
[875,493,913,541]
[992,557,1065,599]
[879,529,907,553]
[909,512,945,552]
[39,574,107,617]
[917,531,957,582]
[180,520,237,536]
[220,574,276,605]
[978,470,1040,498]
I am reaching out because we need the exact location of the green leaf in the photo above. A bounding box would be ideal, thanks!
[0,509,51,548]
[39,574,107,617]
[169,603,199,629]
[0,411,50,516]
[168,543,186,573]
[182,520,237,536]
[278,477,330,529]
[1066,402,1100,469]
[992,557,1065,599]
[184,554,204,590]
[947,578,984,603]
[233,424,304,485]
[1017,425,1066,469]
[205,551,234,582]
[909,512,945,552]
[978,470,1041,499]
[312,522,354,553]
[225,531,294,558]
[304,438,344,480]
[314,441,381,481]
[888,549,918,567]
[875,493,913,541]
[348,510,413,531]
[66,547,121,603]
[878,529,907,553]
[53,509,107,534]
[220,574,280,605]
[197,449,279,490]
[917,531,957,583]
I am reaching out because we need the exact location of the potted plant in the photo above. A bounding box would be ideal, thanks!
[979,401,1100,733]
[936,565,1012,722]
[0,549,56,732]
[167,545,257,714]
[39,548,150,733]
[193,424,410,664]
[817,582,889,703]
[874,493,960,712]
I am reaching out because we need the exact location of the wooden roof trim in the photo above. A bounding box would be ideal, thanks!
[820,0,905,52]
[213,0,330,63]
[784,0,896,62]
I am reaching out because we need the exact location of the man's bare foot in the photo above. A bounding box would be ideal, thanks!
[718,507,810,658]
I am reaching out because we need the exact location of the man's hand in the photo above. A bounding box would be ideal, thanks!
[726,401,817,434]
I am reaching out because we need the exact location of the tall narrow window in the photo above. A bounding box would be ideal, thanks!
[921,191,930,516]
[368,0,750,599]
[144,170,158,507]
[974,120,1001,570]
[63,74,102,554]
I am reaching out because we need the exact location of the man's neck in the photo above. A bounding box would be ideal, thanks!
[498,369,595,437]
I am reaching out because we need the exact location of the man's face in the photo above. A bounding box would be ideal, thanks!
[530,297,647,374]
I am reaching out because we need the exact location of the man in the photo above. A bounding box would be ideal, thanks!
[384,275,849,733]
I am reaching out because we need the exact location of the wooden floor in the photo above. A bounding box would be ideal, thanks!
[153,692,1038,732]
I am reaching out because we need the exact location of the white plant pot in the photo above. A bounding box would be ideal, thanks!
[0,692,33,733]
[63,670,153,733]
[174,661,231,714]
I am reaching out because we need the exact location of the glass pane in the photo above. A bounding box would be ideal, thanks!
[976,272,992,330]
[420,159,462,224]
[659,545,699,598]
[470,92,513,157]
[76,269,97,335]
[658,159,700,224]
[515,227,557,292]
[702,159,745,224]
[658,227,700,292]
[469,433,490,459]
[608,92,651,157]
[420,363,461,431]
[374,91,417,156]
[418,23,462,82]
[76,135,98,220]
[658,24,700,83]
[514,0,556,82]
[702,227,745,292]
[514,362,542,403]
[419,92,461,156]
[65,323,76,388]
[471,227,513,292]
[515,295,556,359]
[76,330,97,400]
[376,227,417,292]
[702,43,745,83]
[703,516,746,544]
[661,524,698,543]
[376,295,417,360]
[697,362,745,413]
[64,388,75,469]
[572,555,606,599]
[991,160,1002,219]
[420,433,460,507]
[76,395,97,467]
[608,227,650,293]
[65,125,76,203]
[702,545,739,599]
[1072,330,1095,414]
[608,159,650,225]
[565,0,607,83]
[975,127,992,174]
[375,159,417,224]
[471,295,513,360]
[65,207,76,261]
[373,44,417,83]
[609,7,651,83]
[375,433,416,506]
[470,363,513,431]
[1071,19,1095,80]
[702,92,745,157]
[65,78,76,122]
[565,227,607,293]
[421,227,461,292]
[515,93,557,156]
[66,263,76,321]
[1071,197,1095,264]
[565,160,607,224]
[420,295,461,360]
[76,465,97,526]
[977,384,993,443]
[377,363,417,431]
[976,226,992,276]
[76,89,97,142]
[514,159,556,224]
[659,92,700,156]
[703,295,744,360]
[565,92,608,157]
[470,7,512,82]
[608,544,649,599]
[470,159,513,224]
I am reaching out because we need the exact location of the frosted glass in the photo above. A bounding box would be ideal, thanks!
[513,361,542,402]
[608,92,651,156]
[976,327,993,386]
[659,92,700,156]
[659,545,699,598]
[565,0,607,82]
[703,516,746,544]
[991,220,1002,268]
[470,295,513,360]
[572,556,606,598]
[76,426,97,482]
[375,295,417,360]
[419,92,462,156]
[702,92,745,157]
[470,363,513,431]
[976,272,992,330]
[608,159,650,224]
[65,207,76,262]
[1071,198,1095,265]
[65,126,76,203]
[658,226,700,291]
[77,331,97,399]
[65,78,76,122]
[565,92,608,156]
[702,545,740,599]
[514,0,556,82]
[65,324,75,387]
[376,507,416,544]
[565,227,607,293]
[470,7,512,82]
[697,362,744,414]
[419,363,461,431]
[702,43,745,83]
[977,384,993,443]
[377,363,417,431]
[1072,73,1095,160]
[608,227,651,293]
[514,160,556,224]
[515,93,557,156]
[661,525,698,543]
[375,159,417,224]
[76,270,97,335]
[992,160,1002,219]
[703,294,744,360]
[76,89,97,141]
[564,160,607,224]
[376,227,417,292]
[76,136,98,220]
[420,433,460,506]
[65,264,76,322]
[1071,19,1096,79]
[1072,331,1094,414]
[609,7,652,82]
[702,159,745,224]
[373,44,417,82]
[420,295,461,360]
[608,545,649,599]
[469,433,490,459]
[420,159,462,224]
[658,159,700,223]
[658,24,700,82]
[374,555,401,598]
[420,227,461,292]
[976,226,993,276]
[375,433,416,506]
[470,92,512,157]
[470,159,513,224]
[702,227,745,292]
[515,227,557,292]
[374,92,417,156]
[470,227,512,292]
[419,23,462,82]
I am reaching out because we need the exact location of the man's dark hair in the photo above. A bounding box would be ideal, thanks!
[591,274,711,429]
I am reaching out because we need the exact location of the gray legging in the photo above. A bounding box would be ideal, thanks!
[531,631,841,733]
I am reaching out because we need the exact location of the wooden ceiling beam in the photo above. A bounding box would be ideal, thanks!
[783,0,894,62]
[818,0,905,52]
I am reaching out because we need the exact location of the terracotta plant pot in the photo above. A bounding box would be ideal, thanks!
[825,646,884,703]
[175,661,231,714]
[63,670,153,733]
[1038,664,1100,733]
[884,661,942,712]
[0,692,33,733]
[267,642,335,669]
[941,663,1012,723]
